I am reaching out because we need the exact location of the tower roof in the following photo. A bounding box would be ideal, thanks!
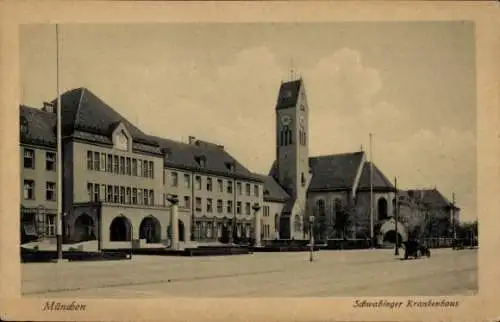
[276,79,302,110]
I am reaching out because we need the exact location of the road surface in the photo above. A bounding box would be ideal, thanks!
[22,248,477,298]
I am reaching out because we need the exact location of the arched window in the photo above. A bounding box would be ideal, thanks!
[301,173,306,187]
[378,197,388,220]
[316,199,326,217]
[287,129,292,144]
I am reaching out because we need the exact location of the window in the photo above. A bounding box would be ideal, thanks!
[132,188,137,205]
[113,186,119,203]
[107,154,113,172]
[87,183,93,201]
[207,198,213,213]
[217,179,223,192]
[227,181,233,194]
[217,199,223,213]
[237,182,242,195]
[132,159,137,176]
[301,173,306,187]
[143,189,149,205]
[149,161,154,178]
[119,187,125,204]
[46,214,56,237]
[137,159,142,177]
[126,157,131,175]
[100,184,106,201]
[23,180,35,199]
[94,184,100,202]
[195,176,202,190]
[171,172,178,187]
[316,199,326,217]
[94,152,100,170]
[184,174,191,188]
[245,183,251,196]
[227,200,233,213]
[206,178,213,191]
[100,153,106,171]
[126,187,132,204]
[225,162,234,171]
[149,190,154,205]
[245,202,251,215]
[184,196,191,209]
[195,197,202,211]
[195,156,206,168]
[236,201,242,214]
[45,152,56,171]
[107,185,113,202]
[120,156,125,175]
[137,189,142,205]
[113,155,119,173]
[143,160,148,177]
[254,184,259,197]
[87,151,93,170]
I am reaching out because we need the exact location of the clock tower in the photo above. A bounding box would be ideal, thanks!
[275,78,310,203]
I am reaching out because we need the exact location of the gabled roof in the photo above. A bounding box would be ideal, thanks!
[53,88,160,153]
[357,162,395,191]
[276,79,302,110]
[151,135,263,182]
[20,105,56,148]
[406,188,458,210]
[307,152,365,191]
[252,174,289,202]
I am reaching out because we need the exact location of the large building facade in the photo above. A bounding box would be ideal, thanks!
[20,79,460,247]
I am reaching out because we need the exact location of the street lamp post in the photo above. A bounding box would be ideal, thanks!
[394,177,399,256]
[166,194,179,250]
[309,215,315,262]
[252,203,262,248]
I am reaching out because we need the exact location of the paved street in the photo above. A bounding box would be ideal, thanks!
[22,248,477,298]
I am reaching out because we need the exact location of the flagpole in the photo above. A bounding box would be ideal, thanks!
[369,133,374,247]
[56,24,63,263]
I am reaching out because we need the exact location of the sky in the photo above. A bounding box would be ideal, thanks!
[19,22,477,222]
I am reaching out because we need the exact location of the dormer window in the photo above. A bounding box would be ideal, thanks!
[225,162,234,171]
[195,156,206,168]
[20,116,28,134]
[162,148,172,161]
[284,90,292,98]
[264,189,270,196]
[115,130,129,151]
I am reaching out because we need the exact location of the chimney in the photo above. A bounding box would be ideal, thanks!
[42,102,55,113]
[188,136,196,145]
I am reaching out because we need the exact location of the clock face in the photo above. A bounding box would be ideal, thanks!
[281,115,292,126]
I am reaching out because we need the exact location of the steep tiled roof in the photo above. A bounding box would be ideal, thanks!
[253,174,289,202]
[308,152,365,191]
[276,79,302,110]
[151,135,263,182]
[53,88,160,152]
[357,162,395,191]
[20,105,56,148]
[406,188,457,210]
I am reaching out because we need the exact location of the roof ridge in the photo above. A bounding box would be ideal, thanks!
[310,151,364,159]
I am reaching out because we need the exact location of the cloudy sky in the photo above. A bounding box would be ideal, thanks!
[20,22,477,221]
